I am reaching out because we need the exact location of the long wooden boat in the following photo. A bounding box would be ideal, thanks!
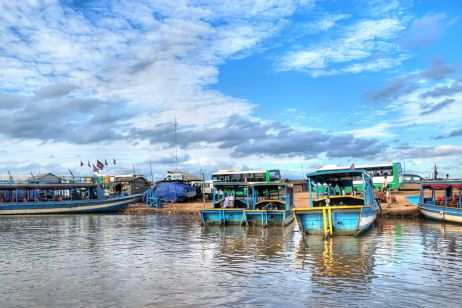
[200,182,294,227]
[407,181,462,223]
[0,183,142,215]
[294,169,379,238]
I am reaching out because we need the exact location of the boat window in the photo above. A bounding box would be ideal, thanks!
[396,163,403,176]
[365,167,393,177]
[269,170,281,181]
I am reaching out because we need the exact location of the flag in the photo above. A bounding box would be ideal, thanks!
[69,169,74,178]
[88,160,91,167]
[105,159,108,166]
[113,158,116,165]
[80,161,84,167]
[434,163,438,179]
[7,170,13,183]
[92,164,98,172]
[350,163,355,170]
[96,160,104,169]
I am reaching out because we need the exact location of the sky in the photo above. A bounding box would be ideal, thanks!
[0,0,461,180]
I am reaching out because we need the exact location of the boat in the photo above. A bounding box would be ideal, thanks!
[407,181,462,223]
[293,169,379,238]
[0,183,142,215]
[200,182,294,227]
[400,173,425,191]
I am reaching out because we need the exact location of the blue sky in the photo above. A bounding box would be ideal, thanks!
[0,0,461,179]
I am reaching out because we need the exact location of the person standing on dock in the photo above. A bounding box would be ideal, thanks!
[383,174,392,208]
[386,190,392,208]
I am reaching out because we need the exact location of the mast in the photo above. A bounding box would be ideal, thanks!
[149,158,153,182]
[174,117,178,170]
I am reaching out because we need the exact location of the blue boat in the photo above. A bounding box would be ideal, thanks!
[407,181,462,223]
[200,182,294,227]
[0,183,142,215]
[294,170,379,238]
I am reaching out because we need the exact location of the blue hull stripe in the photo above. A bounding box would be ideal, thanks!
[0,195,142,215]
[200,209,293,226]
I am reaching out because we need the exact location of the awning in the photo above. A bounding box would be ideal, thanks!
[423,184,462,190]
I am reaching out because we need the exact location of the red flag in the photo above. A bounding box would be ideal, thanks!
[96,160,104,169]
[80,161,84,167]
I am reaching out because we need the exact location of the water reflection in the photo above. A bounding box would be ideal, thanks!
[201,225,294,261]
[2,216,462,306]
[294,232,377,300]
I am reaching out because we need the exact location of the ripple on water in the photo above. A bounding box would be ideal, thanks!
[1,216,462,306]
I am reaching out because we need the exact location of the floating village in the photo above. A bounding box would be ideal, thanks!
[1,162,460,238]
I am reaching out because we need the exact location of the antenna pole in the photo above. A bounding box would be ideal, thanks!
[149,159,153,182]
[175,117,178,170]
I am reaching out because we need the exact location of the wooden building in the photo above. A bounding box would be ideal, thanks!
[285,179,307,193]
[113,175,151,195]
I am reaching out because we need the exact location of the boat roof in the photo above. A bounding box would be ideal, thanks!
[421,180,462,189]
[306,169,369,182]
[212,169,268,175]
[0,183,99,190]
[213,181,287,188]
[318,163,395,170]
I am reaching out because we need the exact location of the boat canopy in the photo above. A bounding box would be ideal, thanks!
[0,183,98,190]
[422,182,462,190]
[306,169,369,184]
[213,182,288,188]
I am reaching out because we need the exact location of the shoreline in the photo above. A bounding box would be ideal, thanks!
[122,191,420,218]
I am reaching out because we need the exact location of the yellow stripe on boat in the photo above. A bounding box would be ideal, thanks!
[293,205,364,211]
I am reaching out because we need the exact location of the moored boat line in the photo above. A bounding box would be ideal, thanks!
[200,181,294,227]
[407,181,462,223]
[0,183,142,215]
[294,169,380,238]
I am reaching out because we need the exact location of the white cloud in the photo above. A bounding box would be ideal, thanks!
[0,0,314,176]
[278,17,407,75]
[347,122,395,138]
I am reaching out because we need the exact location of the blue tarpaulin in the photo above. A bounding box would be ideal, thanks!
[144,181,197,203]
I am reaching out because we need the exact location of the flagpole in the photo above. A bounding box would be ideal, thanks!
[149,159,153,182]
[174,117,178,171]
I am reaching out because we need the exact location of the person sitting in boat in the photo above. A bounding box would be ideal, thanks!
[223,196,231,208]
[352,187,357,196]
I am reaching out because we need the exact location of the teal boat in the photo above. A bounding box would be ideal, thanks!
[0,183,142,215]
[200,182,294,227]
[407,181,462,223]
[294,169,379,238]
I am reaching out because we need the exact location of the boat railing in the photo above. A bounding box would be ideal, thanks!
[0,176,99,185]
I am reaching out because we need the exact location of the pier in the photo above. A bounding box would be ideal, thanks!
[123,191,419,218]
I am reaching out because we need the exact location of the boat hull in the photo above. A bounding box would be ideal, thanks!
[200,209,293,227]
[294,206,378,236]
[0,194,142,215]
[406,196,419,206]
[418,203,462,223]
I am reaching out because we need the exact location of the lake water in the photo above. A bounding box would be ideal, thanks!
[1,214,461,307]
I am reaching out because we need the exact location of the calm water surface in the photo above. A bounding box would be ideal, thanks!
[1,214,462,307]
